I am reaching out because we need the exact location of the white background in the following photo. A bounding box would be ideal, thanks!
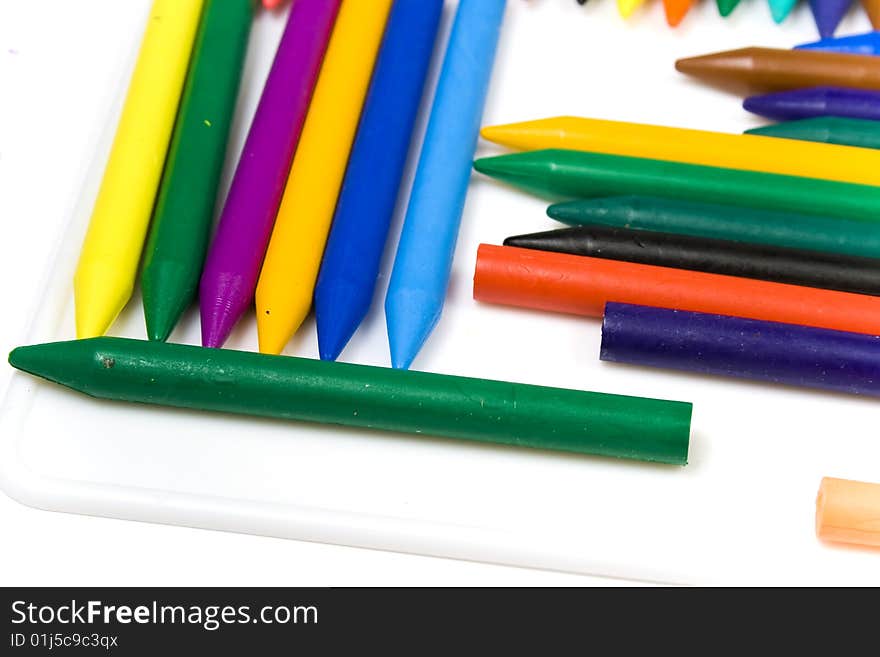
[1,0,875,586]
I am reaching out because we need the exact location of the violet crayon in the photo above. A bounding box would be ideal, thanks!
[601,303,880,397]
[199,0,341,348]
[807,0,853,38]
[744,86,880,122]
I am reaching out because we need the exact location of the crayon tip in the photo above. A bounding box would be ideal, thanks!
[664,0,693,26]
[314,281,371,362]
[617,0,645,18]
[262,0,285,9]
[385,288,442,370]
[199,273,250,349]
[74,266,131,339]
[8,341,79,389]
[142,261,191,342]
[716,0,742,16]
[809,0,850,38]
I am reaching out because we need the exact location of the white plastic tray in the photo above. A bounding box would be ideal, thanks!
[3,0,879,585]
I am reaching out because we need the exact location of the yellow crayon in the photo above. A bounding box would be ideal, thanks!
[618,0,646,18]
[255,0,394,355]
[480,116,880,188]
[74,0,204,338]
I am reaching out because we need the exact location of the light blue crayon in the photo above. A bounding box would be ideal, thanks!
[768,0,799,23]
[314,0,444,362]
[384,0,506,370]
[796,30,880,55]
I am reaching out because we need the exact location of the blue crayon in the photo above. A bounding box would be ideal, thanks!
[744,86,880,122]
[314,0,444,362]
[796,30,880,55]
[808,0,853,38]
[385,0,506,370]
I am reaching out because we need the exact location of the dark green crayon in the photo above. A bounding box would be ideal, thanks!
[746,117,880,150]
[8,338,692,465]
[473,149,880,223]
[547,196,880,261]
[141,0,253,342]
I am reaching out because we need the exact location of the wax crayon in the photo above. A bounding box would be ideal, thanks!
[717,0,742,16]
[385,0,506,370]
[796,30,880,54]
[747,117,880,150]
[263,0,283,8]
[817,478,880,548]
[479,116,880,187]
[547,196,880,261]
[74,0,204,339]
[199,0,341,349]
[618,0,646,16]
[7,338,692,465]
[473,244,880,336]
[315,0,443,362]
[256,0,394,356]
[768,0,799,22]
[504,225,880,296]
[601,303,880,397]
[744,86,880,122]
[142,0,253,342]
[808,0,852,37]
[865,0,880,28]
[664,0,694,25]
[676,48,880,94]
[473,150,880,224]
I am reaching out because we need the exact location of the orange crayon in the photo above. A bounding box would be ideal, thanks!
[665,0,695,25]
[817,478,880,549]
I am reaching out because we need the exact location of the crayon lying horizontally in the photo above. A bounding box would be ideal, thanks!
[473,150,880,224]
[7,338,692,465]
[256,0,393,355]
[75,0,204,339]
[817,477,880,548]
[142,0,253,342]
[504,225,880,296]
[747,117,880,150]
[472,244,880,336]
[744,87,880,122]
[676,48,880,94]
[600,303,880,398]
[797,30,880,55]
[480,117,880,187]
[547,196,880,261]
[386,0,506,370]
[315,0,444,362]
[807,0,852,38]
[199,0,341,349]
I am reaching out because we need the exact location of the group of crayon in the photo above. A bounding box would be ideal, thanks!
[9,3,695,471]
[72,0,504,370]
[471,32,880,550]
[9,1,880,555]
[576,0,880,31]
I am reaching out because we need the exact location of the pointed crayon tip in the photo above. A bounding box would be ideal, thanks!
[617,0,644,18]
[809,0,851,38]
[314,281,372,362]
[8,340,83,389]
[769,0,798,23]
[385,288,442,370]
[664,0,693,26]
[199,272,251,348]
[143,261,192,342]
[717,0,741,16]
[74,265,130,339]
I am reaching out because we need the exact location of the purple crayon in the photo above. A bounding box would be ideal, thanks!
[199,0,341,348]
[808,0,853,38]
[601,303,880,398]
[744,86,880,122]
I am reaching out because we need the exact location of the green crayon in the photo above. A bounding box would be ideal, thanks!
[746,117,880,151]
[142,0,253,342]
[8,338,692,465]
[547,196,880,261]
[473,149,880,223]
